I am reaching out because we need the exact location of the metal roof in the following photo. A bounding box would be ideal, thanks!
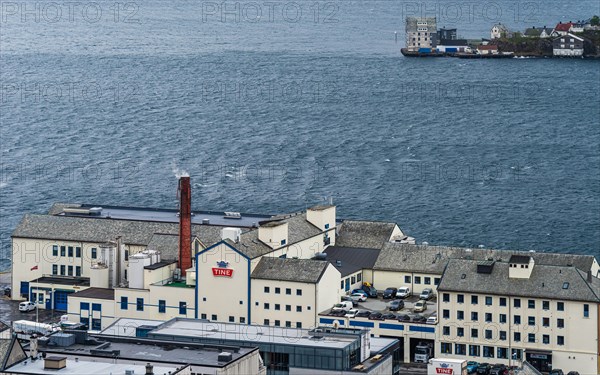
[322,246,381,277]
[251,257,331,283]
[70,287,114,300]
[335,220,397,249]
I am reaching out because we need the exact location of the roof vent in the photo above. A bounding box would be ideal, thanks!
[202,218,210,225]
[224,212,242,219]
[461,274,466,279]
[218,352,233,362]
[562,282,569,289]
[335,260,342,267]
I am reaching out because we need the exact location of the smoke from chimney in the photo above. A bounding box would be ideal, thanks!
[178,176,192,276]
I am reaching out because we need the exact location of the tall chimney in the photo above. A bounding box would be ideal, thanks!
[178,176,192,276]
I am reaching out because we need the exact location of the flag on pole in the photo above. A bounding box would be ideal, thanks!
[30,265,38,271]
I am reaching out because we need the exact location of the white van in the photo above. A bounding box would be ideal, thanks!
[19,301,36,312]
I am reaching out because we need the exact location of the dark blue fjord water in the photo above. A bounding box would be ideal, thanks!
[1,1,599,271]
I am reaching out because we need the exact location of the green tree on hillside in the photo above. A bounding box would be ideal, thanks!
[591,15,600,26]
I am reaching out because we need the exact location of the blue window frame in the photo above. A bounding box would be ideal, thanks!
[60,246,66,256]
[68,266,73,276]
[60,265,66,275]
[92,303,101,312]
[325,223,330,229]
[80,302,90,310]
[52,265,58,275]
[80,317,89,327]
[179,302,187,315]
[280,239,286,246]
[584,304,589,318]
[91,318,101,330]
[52,245,58,256]
[75,247,81,257]
[91,248,97,259]
[68,246,73,257]
[75,266,81,277]
[136,298,144,311]
[158,300,166,313]
[120,296,128,310]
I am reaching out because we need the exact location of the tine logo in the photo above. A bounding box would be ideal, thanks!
[213,261,233,277]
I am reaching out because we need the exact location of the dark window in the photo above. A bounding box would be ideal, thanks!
[485,313,492,322]
[75,266,81,276]
[264,303,270,309]
[264,286,270,293]
[275,287,281,294]
[60,265,65,275]
[499,314,507,323]
[557,336,564,345]
[528,316,535,326]
[434,277,440,285]
[67,266,73,276]
[68,246,73,257]
[514,332,521,342]
[584,304,589,318]
[120,296,128,310]
[296,322,302,328]
[514,315,521,325]
[455,344,466,355]
[92,303,101,311]
[469,345,480,357]
[499,331,506,340]
[542,300,549,310]
[528,299,535,309]
[52,245,58,256]
[424,277,431,285]
[91,248,97,259]
[240,317,246,324]
[441,343,452,354]
[158,300,166,313]
[443,326,450,335]
[497,347,508,359]
[442,309,450,319]
[264,319,269,325]
[80,302,89,310]
[229,316,235,322]
[274,320,280,326]
[285,305,291,311]
[211,314,217,321]
[357,274,362,282]
[457,294,464,303]
[557,301,564,311]
[351,276,356,284]
[286,288,291,295]
[471,312,478,321]
[124,250,129,261]
[296,289,302,296]
[471,329,478,338]
[296,306,302,312]
[457,310,464,320]
[499,297,507,306]
[414,276,421,284]
[543,317,549,327]
[60,246,66,256]
[485,330,493,340]
[528,333,535,343]
[136,298,144,311]
[485,296,492,306]
[471,295,478,304]
[75,247,81,258]
[442,293,450,302]
[483,346,494,358]
[457,327,464,337]
[52,265,58,275]
[201,313,207,319]
[405,276,411,283]
[543,334,550,344]
[557,318,564,328]
[514,298,521,308]
[179,302,186,315]
[285,321,291,328]
[280,239,286,245]
[275,304,280,310]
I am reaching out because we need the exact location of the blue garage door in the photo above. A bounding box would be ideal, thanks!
[20,282,30,298]
[54,291,71,311]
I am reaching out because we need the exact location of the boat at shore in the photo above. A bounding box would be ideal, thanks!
[401,48,446,57]
[455,52,514,59]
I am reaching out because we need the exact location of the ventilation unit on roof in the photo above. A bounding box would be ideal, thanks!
[477,261,495,274]
[224,212,242,219]
[218,352,233,362]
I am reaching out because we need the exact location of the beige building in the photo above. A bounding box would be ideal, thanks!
[405,17,438,51]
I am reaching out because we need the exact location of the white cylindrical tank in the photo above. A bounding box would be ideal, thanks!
[128,253,151,289]
[144,250,160,265]
[99,242,117,288]
[90,264,109,288]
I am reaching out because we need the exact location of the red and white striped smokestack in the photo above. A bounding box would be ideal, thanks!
[178,176,192,276]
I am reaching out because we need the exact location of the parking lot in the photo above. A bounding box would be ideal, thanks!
[0,273,58,326]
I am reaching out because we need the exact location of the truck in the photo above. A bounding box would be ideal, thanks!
[13,320,60,340]
[414,341,434,363]
[427,358,468,375]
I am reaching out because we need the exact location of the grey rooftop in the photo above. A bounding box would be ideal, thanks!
[251,257,331,283]
[335,220,397,249]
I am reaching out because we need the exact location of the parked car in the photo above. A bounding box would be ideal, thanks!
[345,309,358,318]
[350,293,367,303]
[549,370,564,375]
[356,310,371,318]
[382,287,398,299]
[425,315,438,324]
[476,363,491,375]
[368,312,383,320]
[381,312,396,320]
[466,361,479,373]
[413,300,427,312]
[389,300,404,311]
[411,314,427,323]
[419,288,434,300]
[566,372,580,375]
[397,314,411,322]
[489,364,508,375]
[361,285,378,297]
[330,309,346,317]
[396,286,411,299]
[19,301,36,312]
[351,289,368,298]
[332,301,353,312]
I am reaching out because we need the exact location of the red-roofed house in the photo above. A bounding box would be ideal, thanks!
[477,44,498,55]
[552,22,574,36]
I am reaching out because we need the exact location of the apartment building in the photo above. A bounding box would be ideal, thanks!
[405,17,438,51]
[437,256,600,374]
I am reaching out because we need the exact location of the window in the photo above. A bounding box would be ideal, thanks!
[457,294,464,303]
[286,288,291,295]
[405,276,411,283]
[229,316,235,322]
[68,246,73,257]
[264,286,270,293]
[528,299,535,309]
[485,330,493,340]
[357,274,362,282]
[471,312,478,321]
[457,327,464,337]
[275,304,280,310]
[499,331,506,341]
[514,332,521,342]
[295,322,303,328]
[557,336,564,345]
[424,277,431,285]
[136,298,144,311]
[543,334,550,344]
[542,300,549,310]
[499,297,506,306]
[483,346,494,358]
[75,247,81,257]
[557,301,564,311]
[471,295,478,304]
[514,298,521,308]
[285,321,291,328]
[124,250,129,261]
[158,300,166,313]
[457,310,464,320]
[442,293,450,302]
[274,320,280,326]
[52,265,58,275]
[455,344,466,355]
[584,304,589,318]
[543,317,549,327]
[211,314,217,321]
[285,305,291,311]
[239,300,243,305]
[471,328,478,338]
[91,248,97,259]
[296,306,302,312]
[80,302,89,310]
[240,317,246,324]
[442,309,450,319]
[485,313,492,322]
[485,296,492,306]
[340,281,344,289]
[497,347,508,359]
[200,313,207,319]
[296,289,302,296]
[443,326,450,335]
[414,276,421,284]
[67,266,73,276]
[499,314,507,323]
[120,296,128,310]
[275,287,281,294]
[264,319,270,325]
[264,303,270,309]
[280,239,286,245]
[351,276,356,284]
[557,318,564,328]
[52,245,58,256]
[92,303,101,311]
[75,266,81,276]
[60,246,66,256]
[469,345,480,357]
[528,316,535,326]
[60,265,65,275]
[179,302,187,315]
[441,343,452,354]
[434,278,440,285]
[514,315,521,324]
[528,333,535,343]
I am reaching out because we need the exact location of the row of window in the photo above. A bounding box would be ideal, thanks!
[442,302,589,319]
[440,344,524,359]
[263,303,304,312]
[264,319,302,328]
[340,274,363,289]
[442,294,569,311]
[264,286,302,296]
[52,245,83,258]
[120,297,188,315]
[441,310,566,328]
[80,302,101,311]
[52,265,81,277]
[198,313,247,324]
[442,326,565,345]
[406,276,440,285]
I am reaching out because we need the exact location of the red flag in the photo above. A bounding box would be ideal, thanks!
[30,265,38,271]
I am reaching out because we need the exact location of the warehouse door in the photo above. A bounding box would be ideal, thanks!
[54,291,70,311]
